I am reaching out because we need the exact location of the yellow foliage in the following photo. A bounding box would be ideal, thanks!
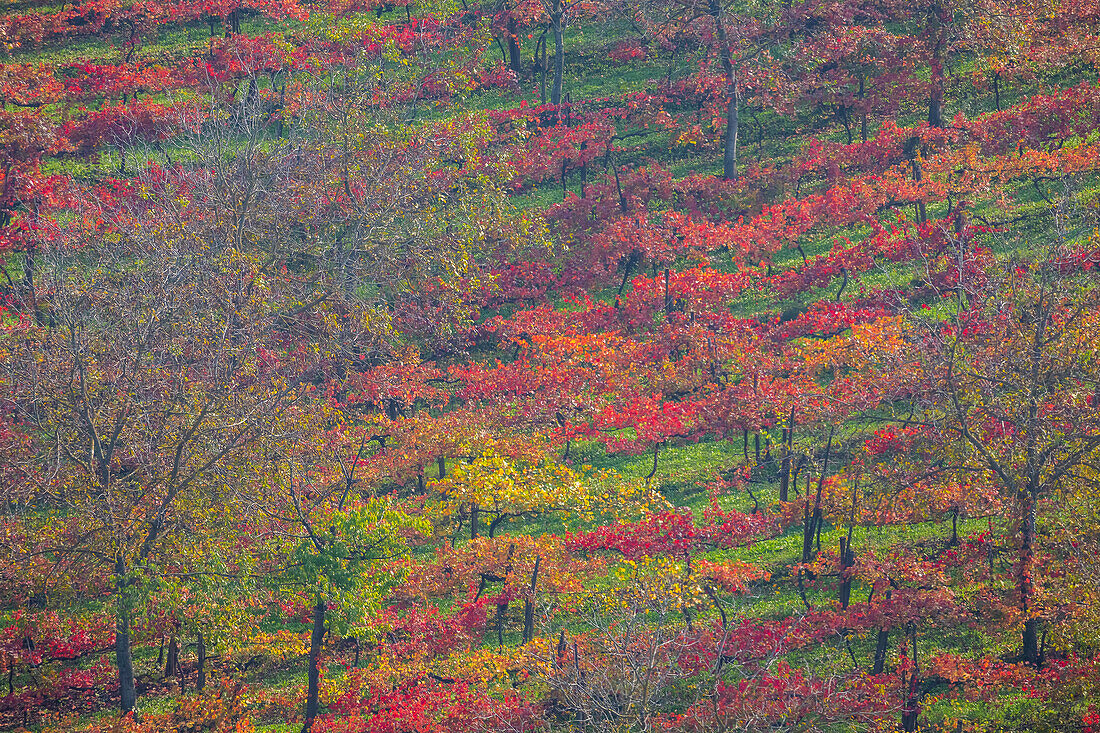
[430,442,660,529]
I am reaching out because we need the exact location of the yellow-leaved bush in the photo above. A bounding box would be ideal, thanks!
[430,443,665,534]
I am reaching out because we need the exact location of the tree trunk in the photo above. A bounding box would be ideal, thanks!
[803,430,833,565]
[901,623,920,731]
[839,537,855,609]
[858,74,868,142]
[196,630,206,690]
[523,556,541,644]
[470,502,480,540]
[540,33,548,105]
[1019,487,1040,665]
[496,544,515,647]
[496,600,508,646]
[550,2,564,109]
[115,560,137,714]
[166,634,179,678]
[722,87,739,181]
[872,589,891,674]
[801,490,815,565]
[709,0,738,181]
[302,598,326,733]
[905,137,927,224]
[779,415,794,503]
[872,627,889,674]
[927,4,944,127]
[507,16,522,74]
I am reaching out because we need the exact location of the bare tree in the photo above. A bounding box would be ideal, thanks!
[907,186,1100,665]
[0,175,297,712]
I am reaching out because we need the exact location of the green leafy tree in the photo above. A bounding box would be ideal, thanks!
[253,433,427,733]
